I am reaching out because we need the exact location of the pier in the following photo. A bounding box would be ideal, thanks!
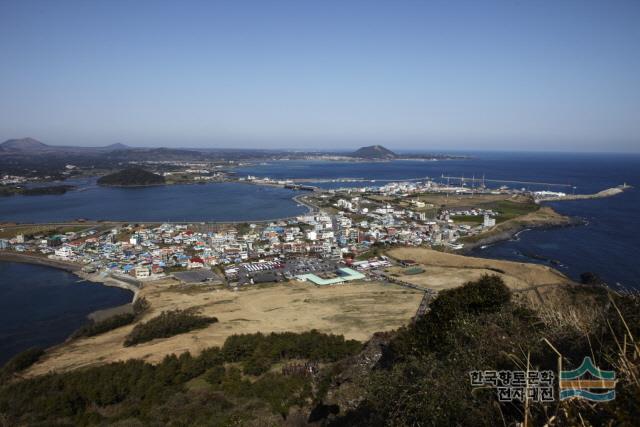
[440,174,573,188]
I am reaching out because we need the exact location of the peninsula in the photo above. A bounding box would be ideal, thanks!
[97,167,165,187]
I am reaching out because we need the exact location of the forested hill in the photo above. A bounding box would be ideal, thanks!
[350,145,398,159]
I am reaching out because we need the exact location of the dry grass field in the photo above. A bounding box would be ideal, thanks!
[0,222,108,239]
[386,247,580,315]
[26,279,423,376]
[25,247,582,377]
[411,193,525,209]
[367,193,522,210]
[388,247,572,289]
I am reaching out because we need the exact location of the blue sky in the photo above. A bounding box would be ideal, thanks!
[1,0,639,152]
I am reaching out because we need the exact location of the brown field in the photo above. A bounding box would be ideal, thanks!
[26,279,423,376]
[386,247,573,293]
[24,247,582,377]
[385,248,595,329]
[411,193,526,209]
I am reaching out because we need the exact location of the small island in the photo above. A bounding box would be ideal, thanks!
[350,145,398,159]
[0,185,75,197]
[97,168,165,187]
[347,145,466,161]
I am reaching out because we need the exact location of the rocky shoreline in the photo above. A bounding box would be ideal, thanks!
[460,207,581,253]
[462,217,583,253]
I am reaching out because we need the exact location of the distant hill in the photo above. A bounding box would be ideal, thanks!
[351,145,397,159]
[104,147,207,161]
[0,138,50,152]
[0,138,133,154]
[97,168,165,186]
[103,143,130,150]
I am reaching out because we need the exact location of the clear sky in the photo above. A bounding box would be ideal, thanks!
[1,0,639,152]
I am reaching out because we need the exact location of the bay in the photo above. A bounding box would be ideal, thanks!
[0,261,132,365]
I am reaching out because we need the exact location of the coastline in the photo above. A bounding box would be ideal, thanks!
[0,251,81,272]
[461,185,633,253]
[293,193,320,213]
[461,217,582,253]
[460,206,581,252]
[0,251,139,305]
[0,253,139,365]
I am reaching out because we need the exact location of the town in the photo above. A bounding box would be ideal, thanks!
[0,176,558,290]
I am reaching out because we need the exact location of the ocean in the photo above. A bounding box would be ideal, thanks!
[472,190,640,291]
[0,151,638,363]
[0,179,307,223]
[237,152,640,289]
[0,262,132,365]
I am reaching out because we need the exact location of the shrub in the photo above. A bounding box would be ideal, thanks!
[133,296,150,314]
[204,365,226,385]
[580,271,605,285]
[222,330,362,373]
[242,355,272,376]
[72,313,136,339]
[1,347,44,378]
[386,274,513,361]
[72,297,150,339]
[124,309,218,346]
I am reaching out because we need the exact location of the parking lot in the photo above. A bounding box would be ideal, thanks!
[236,257,341,285]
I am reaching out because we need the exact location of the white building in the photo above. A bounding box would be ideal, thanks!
[534,191,566,198]
[133,266,150,278]
[54,246,73,259]
[483,214,496,228]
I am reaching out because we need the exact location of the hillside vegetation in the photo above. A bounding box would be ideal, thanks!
[1,276,638,425]
[0,331,361,425]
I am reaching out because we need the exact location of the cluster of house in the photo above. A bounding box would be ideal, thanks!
[1,175,28,185]
[446,208,497,218]
[310,185,513,254]
[317,183,503,250]
[162,169,226,181]
[0,209,384,283]
[1,179,527,287]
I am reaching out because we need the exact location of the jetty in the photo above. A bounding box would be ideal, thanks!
[534,184,632,202]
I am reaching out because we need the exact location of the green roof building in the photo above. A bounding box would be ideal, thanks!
[296,267,365,285]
